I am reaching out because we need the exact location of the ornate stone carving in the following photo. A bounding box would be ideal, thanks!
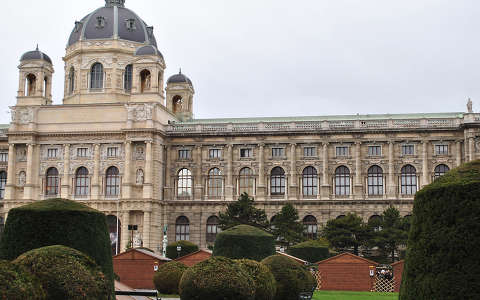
[136,169,144,184]
[134,144,145,160]
[12,107,34,124]
[125,103,154,121]
[16,147,27,162]
[18,171,26,186]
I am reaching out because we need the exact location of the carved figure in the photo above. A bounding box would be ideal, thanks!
[133,232,142,247]
[18,171,26,186]
[467,98,473,113]
[136,169,144,184]
[135,146,145,160]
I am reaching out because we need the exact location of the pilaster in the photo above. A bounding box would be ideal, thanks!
[456,140,462,166]
[123,141,132,199]
[92,144,100,198]
[24,143,35,200]
[353,142,363,197]
[321,142,330,197]
[5,144,16,200]
[289,143,298,197]
[387,141,396,198]
[61,144,70,198]
[143,141,153,199]
[422,140,429,187]
[143,210,151,248]
[257,143,265,199]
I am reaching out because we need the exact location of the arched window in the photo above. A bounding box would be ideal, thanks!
[158,71,162,91]
[75,167,89,196]
[401,165,417,195]
[106,215,121,255]
[270,167,285,196]
[206,216,220,243]
[177,168,192,198]
[90,63,104,89]
[46,167,59,196]
[26,74,36,96]
[335,166,350,196]
[175,216,190,241]
[105,166,120,196]
[173,95,183,114]
[239,167,254,196]
[68,67,75,94]
[124,64,133,91]
[302,166,318,197]
[368,215,382,232]
[208,168,222,198]
[367,165,383,195]
[43,77,48,97]
[303,215,318,239]
[0,171,6,199]
[434,164,450,179]
[140,69,151,93]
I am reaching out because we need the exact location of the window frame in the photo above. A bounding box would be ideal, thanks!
[178,149,191,160]
[240,148,253,158]
[367,165,384,195]
[335,146,349,157]
[400,164,417,195]
[0,153,7,163]
[206,216,220,243]
[401,144,415,156]
[368,145,382,156]
[207,168,223,198]
[77,147,88,158]
[47,148,58,159]
[271,147,285,158]
[434,164,450,179]
[105,166,120,197]
[208,149,222,159]
[270,167,286,196]
[302,166,318,197]
[45,167,59,196]
[434,144,449,155]
[177,168,192,198]
[335,166,350,196]
[75,167,89,197]
[90,63,104,90]
[303,146,317,157]
[175,216,190,241]
[239,167,255,196]
[0,171,6,199]
[303,215,318,240]
[107,147,119,158]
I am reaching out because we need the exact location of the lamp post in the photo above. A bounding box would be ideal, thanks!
[176,245,182,258]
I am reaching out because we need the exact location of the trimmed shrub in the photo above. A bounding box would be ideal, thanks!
[166,240,199,259]
[179,256,255,300]
[236,259,276,300]
[261,255,316,300]
[0,260,46,300]
[0,198,114,296]
[153,261,188,294]
[213,225,275,261]
[14,245,109,300]
[400,161,480,300]
[287,240,329,263]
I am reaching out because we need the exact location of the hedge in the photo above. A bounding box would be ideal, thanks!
[179,256,255,300]
[166,240,199,259]
[236,259,276,300]
[0,198,114,297]
[0,259,46,300]
[261,255,316,300]
[213,225,275,261]
[287,240,329,263]
[400,160,480,300]
[14,245,109,300]
[153,261,188,294]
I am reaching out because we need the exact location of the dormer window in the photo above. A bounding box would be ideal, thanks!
[126,19,136,31]
[96,16,106,29]
[74,21,82,33]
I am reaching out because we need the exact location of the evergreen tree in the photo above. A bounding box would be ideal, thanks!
[218,193,269,230]
[322,213,370,256]
[270,203,305,247]
[373,206,409,263]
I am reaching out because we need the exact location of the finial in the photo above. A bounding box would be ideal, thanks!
[36,44,39,51]
[105,0,125,8]
[179,68,182,74]
[467,98,473,113]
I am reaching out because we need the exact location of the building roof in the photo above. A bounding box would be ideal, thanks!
[180,112,464,125]
[67,0,156,47]
[167,71,193,87]
[20,48,52,64]
[134,45,163,58]
[276,251,308,265]
[113,247,171,261]
[316,252,378,265]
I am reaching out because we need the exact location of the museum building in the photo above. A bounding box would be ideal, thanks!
[0,0,479,254]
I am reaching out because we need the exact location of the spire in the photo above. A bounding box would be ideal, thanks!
[105,0,125,8]
[179,68,182,74]
[36,44,39,51]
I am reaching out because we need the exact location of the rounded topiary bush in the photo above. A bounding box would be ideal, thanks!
[261,255,316,300]
[213,225,275,261]
[0,260,46,300]
[13,245,109,300]
[166,240,199,259]
[287,240,329,263]
[153,261,188,294]
[0,199,113,296]
[400,160,480,300]
[235,259,276,300]
[179,256,255,300]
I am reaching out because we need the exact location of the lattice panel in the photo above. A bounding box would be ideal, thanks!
[311,270,322,290]
[373,276,394,293]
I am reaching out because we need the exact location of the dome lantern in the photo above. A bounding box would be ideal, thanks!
[105,0,125,7]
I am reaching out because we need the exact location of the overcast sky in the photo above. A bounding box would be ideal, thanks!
[1,0,478,123]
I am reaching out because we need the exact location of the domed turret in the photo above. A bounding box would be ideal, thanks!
[20,46,52,64]
[167,71,193,88]
[67,0,156,47]
[135,45,163,58]
[166,70,195,121]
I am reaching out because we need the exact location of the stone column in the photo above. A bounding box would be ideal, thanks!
[5,144,16,200]
[289,143,298,197]
[354,142,363,197]
[469,137,475,161]
[123,141,132,199]
[164,146,172,200]
[158,145,165,200]
[143,141,153,199]
[92,144,100,198]
[321,142,330,197]
[121,210,130,252]
[24,143,35,200]
[387,141,396,198]
[422,141,429,187]
[226,145,234,199]
[143,210,151,249]
[456,140,462,166]
[257,143,265,199]
[193,145,203,199]
[61,144,70,198]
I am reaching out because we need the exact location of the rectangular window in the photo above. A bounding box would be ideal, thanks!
[336,146,349,157]
[107,147,118,157]
[209,149,222,159]
[77,148,88,157]
[47,148,58,159]
[435,145,448,155]
[368,146,381,156]
[0,153,8,162]
[272,148,284,157]
[240,148,252,158]
[304,147,316,157]
[178,149,191,159]
[402,145,415,155]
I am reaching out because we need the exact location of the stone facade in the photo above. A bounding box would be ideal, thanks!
[1,0,480,254]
